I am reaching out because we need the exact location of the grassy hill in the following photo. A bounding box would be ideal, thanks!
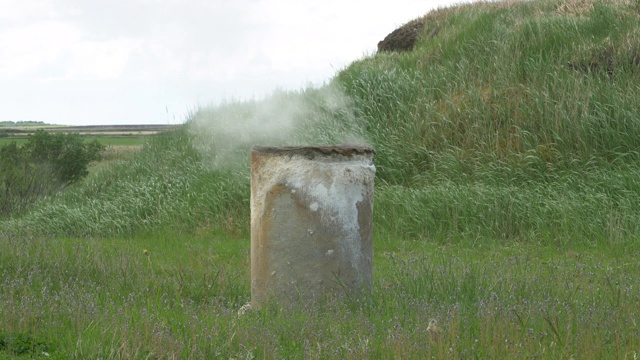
[2,0,640,358]
[4,0,640,245]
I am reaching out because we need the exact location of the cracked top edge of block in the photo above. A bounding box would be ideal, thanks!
[252,144,375,157]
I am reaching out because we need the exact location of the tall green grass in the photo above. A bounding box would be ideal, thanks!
[0,129,249,238]
[4,0,639,246]
[1,234,638,358]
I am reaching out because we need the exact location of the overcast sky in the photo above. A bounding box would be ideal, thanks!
[1,0,471,126]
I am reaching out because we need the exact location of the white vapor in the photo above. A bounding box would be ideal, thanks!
[188,84,369,169]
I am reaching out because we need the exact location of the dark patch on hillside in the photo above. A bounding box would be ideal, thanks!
[568,40,640,78]
[377,19,439,52]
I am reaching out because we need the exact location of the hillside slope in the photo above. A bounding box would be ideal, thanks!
[3,0,640,246]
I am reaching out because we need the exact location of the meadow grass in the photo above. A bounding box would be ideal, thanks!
[1,232,639,358]
[2,0,640,357]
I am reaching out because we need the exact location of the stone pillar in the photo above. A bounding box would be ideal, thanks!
[250,145,375,308]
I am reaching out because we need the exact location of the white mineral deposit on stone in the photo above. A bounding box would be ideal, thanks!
[262,158,373,277]
[251,147,375,307]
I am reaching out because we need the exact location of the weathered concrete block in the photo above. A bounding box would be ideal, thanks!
[250,145,375,308]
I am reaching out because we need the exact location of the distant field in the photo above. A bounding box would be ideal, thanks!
[0,124,173,176]
[0,124,178,147]
[0,136,147,147]
[0,137,28,146]
[87,136,149,146]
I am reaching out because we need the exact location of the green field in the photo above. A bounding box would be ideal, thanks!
[0,135,148,148]
[0,137,28,146]
[2,0,640,358]
[1,232,638,359]
[0,124,173,148]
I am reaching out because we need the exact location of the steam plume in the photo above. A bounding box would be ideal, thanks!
[188,83,369,169]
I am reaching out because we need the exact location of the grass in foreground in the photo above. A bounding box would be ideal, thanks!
[1,234,638,359]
